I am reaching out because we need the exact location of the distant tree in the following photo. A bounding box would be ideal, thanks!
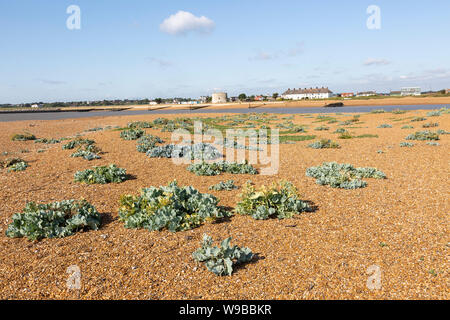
[155,98,163,104]
[206,96,212,103]
[272,93,279,99]
[238,93,247,101]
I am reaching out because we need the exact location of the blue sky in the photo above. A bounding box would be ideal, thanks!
[1,0,449,103]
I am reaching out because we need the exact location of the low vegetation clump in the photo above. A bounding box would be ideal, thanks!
[235,181,312,220]
[34,138,60,144]
[120,128,145,140]
[11,133,36,141]
[377,124,392,128]
[405,131,440,141]
[136,134,164,153]
[187,161,258,176]
[74,164,127,184]
[391,109,407,114]
[71,144,102,160]
[436,129,449,135]
[334,128,347,134]
[127,121,153,129]
[426,142,439,146]
[5,200,101,241]
[314,126,329,131]
[371,109,385,114]
[422,122,439,128]
[1,158,29,172]
[62,138,95,150]
[192,234,253,276]
[400,142,414,147]
[209,180,238,191]
[147,143,222,160]
[426,110,441,117]
[338,132,353,139]
[401,125,414,129]
[118,181,228,232]
[216,138,261,151]
[306,162,386,189]
[308,139,340,149]
[411,117,427,122]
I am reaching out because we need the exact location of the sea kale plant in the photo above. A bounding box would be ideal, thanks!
[34,138,60,144]
[71,144,102,160]
[147,143,222,160]
[306,162,386,189]
[127,121,153,129]
[136,134,164,153]
[377,124,392,128]
[11,133,36,141]
[235,181,312,220]
[400,142,414,147]
[62,138,95,150]
[120,128,145,140]
[74,164,127,184]
[308,139,340,149]
[192,234,253,276]
[187,160,258,176]
[1,158,29,172]
[5,200,101,241]
[118,181,229,232]
[209,180,238,191]
[405,131,440,141]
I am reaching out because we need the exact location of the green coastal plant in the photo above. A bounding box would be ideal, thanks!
[187,160,258,176]
[74,164,127,184]
[209,180,238,191]
[118,181,229,232]
[147,143,222,160]
[127,121,153,129]
[308,139,340,149]
[136,134,164,153]
[422,122,439,128]
[71,144,101,160]
[377,124,392,128]
[306,162,386,189]
[400,142,414,147]
[1,158,29,172]
[11,133,36,141]
[120,128,145,140]
[235,181,312,220]
[34,138,60,144]
[411,117,427,122]
[405,131,440,141]
[5,200,101,241]
[192,234,253,276]
[62,138,95,150]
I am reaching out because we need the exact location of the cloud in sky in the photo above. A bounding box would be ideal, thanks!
[363,58,391,66]
[160,11,215,35]
[250,42,305,61]
[147,57,173,68]
[36,78,67,85]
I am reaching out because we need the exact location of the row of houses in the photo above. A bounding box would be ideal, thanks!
[280,86,426,100]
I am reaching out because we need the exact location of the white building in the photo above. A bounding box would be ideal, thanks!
[212,92,228,104]
[356,91,377,97]
[401,87,421,96]
[281,87,333,100]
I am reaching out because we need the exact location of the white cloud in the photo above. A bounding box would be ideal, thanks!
[160,11,215,35]
[147,57,173,68]
[249,52,278,61]
[363,58,391,66]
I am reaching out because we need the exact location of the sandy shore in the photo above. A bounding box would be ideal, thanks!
[0,109,448,299]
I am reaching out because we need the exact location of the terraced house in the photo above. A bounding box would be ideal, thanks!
[281,87,333,100]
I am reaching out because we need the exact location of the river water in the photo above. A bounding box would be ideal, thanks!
[0,104,447,122]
